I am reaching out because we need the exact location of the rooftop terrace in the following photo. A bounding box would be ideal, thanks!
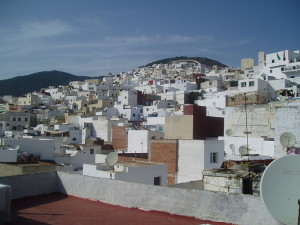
[0,171,280,225]
[10,193,230,225]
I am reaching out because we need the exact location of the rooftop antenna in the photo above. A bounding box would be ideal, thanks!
[105,152,118,172]
[229,144,236,155]
[244,93,251,176]
[261,155,300,224]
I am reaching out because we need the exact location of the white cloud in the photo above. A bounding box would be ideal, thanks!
[19,20,73,39]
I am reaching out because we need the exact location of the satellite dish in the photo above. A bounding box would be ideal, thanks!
[261,155,300,225]
[239,145,248,155]
[280,132,296,147]
[15,145,20,150]
[225,129,233,136]
[62,137,68,143]
[105,152,118,168]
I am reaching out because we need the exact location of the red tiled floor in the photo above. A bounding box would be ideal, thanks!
[10,193,234,225]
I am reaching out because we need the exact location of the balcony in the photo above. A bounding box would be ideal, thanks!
[282,65,300,73]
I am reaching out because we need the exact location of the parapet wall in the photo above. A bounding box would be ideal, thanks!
[0,171,280,225]
[57,172,280,225]
[0,171,57,199]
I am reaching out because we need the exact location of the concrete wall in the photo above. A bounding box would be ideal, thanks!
[274,105,300,158]
[0,184,11,224]
[224,104,275,139]
[115,164,168,187]
[0,149,18,162]
[224,136,274,158]
[177,140,205,183]
[0,172,57,199]
[57,172,280,225]
[165,115,193,139]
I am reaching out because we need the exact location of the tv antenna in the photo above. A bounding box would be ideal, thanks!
[105,152,118,172]
[229,144,236,155]
[260,155,300,225]
[280,132,296,148]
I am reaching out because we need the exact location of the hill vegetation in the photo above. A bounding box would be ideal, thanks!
[144,56,227,68]
[0,70,103,97]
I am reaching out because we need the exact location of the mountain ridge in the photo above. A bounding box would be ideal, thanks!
[0,70,103,97]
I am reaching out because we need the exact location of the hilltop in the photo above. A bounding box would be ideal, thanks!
[0,71,103,97]
[143,56,227,68]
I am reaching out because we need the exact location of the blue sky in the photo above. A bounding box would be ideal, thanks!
[0,0,299,79]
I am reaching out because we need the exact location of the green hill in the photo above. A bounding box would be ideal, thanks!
[0,70,103,97]
[144,56,227,68]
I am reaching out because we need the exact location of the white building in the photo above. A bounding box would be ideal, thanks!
[117,90,137,106]
[83,161,168,186]
[54,144,102,171]
[45,87,65,100]
[127,130,164,155]
[259,50,300,83]
[4,137,65,161]
[177,139,224,183]
[195,92,226,118]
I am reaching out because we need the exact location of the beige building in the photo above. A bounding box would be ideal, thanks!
[17,94,39,106]
[241,58,255,71]
[164,115,193,139]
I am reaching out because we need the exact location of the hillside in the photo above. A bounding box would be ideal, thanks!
[144,56,227,68]
[0,70,103,97]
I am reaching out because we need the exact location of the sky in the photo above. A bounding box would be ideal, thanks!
[0,0,299,79]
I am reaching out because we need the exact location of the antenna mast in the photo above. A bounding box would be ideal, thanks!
[244,93,250,173]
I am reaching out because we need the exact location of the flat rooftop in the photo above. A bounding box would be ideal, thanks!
[10,193,233,225]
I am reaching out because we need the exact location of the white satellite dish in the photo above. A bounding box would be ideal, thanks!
[225,129,233,136]
[261,155,300,225]
[239,145,248,155]
[105,152,118,168]
[280,132,296,147]
[15,145,20,151]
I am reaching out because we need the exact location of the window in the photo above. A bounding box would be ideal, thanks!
[90,149,94,154]
[132,113,136,117]
[18,118,21,121]
[25,118,28,122]
[281,67,284,71]
[241,82,247,87]
[249,81,255,87]
[210,152,218,163]
[72,138,76,141]
[13,117,16,121]
[270,70,272,73]
[154,177,161,186]
[272,59,275,63]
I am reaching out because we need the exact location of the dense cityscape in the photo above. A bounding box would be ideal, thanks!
[1,49,300,224]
